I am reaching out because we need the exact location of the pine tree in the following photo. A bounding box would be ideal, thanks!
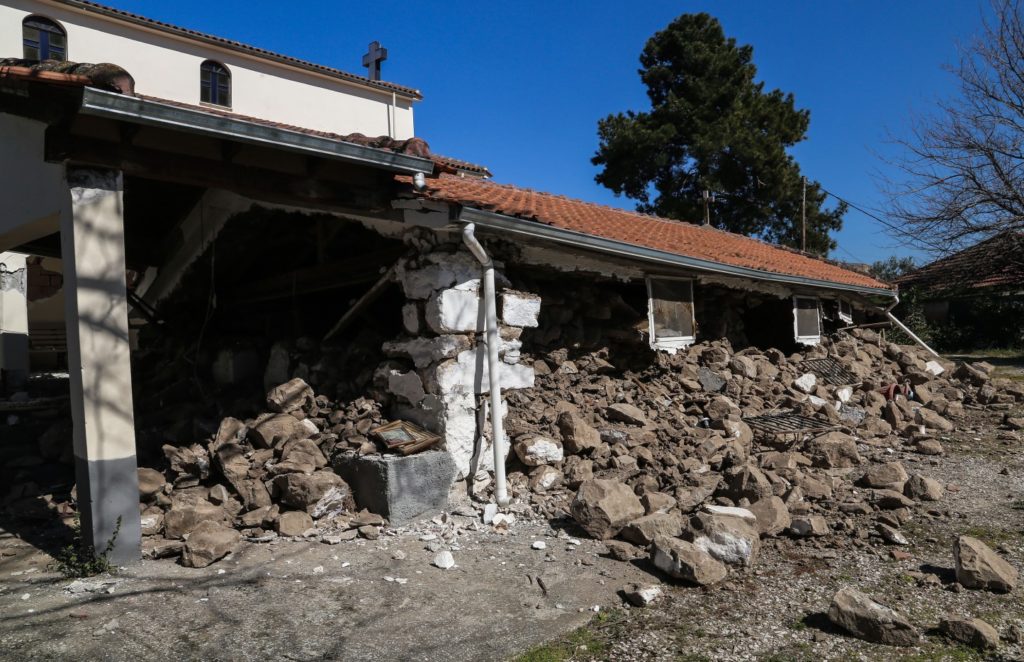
[593,13,843,253]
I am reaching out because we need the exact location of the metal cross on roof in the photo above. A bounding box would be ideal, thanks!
[361,41,388,81]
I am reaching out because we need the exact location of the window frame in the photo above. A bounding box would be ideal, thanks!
[793,295,823,346]
[199,60,232,108]
[646,276,697,351]
[22,15,67,61]
[837,298,854,325]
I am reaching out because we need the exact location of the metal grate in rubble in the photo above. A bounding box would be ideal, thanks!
[800,357,860,386]
[743,410,840,443]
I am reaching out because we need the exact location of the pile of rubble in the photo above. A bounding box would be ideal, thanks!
[500,329,1022,590]
[139,378,399,566]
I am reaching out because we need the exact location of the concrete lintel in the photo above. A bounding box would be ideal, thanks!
[63,167,141,564]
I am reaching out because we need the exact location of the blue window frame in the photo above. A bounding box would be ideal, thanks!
[23,16,66,61]
[200,60,231,107]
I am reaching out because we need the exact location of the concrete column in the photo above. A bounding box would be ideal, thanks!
[63,168,141,564]
[0,252,30,392]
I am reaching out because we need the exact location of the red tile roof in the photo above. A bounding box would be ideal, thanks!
[895,231,1024,294]
[411,175,894,292]
[53,0,422,99]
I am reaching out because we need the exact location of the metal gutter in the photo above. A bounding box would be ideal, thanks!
[459,207,897,298]
[78,88,435,175]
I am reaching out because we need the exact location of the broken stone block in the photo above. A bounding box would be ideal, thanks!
[248,414,311,449]
[859,462,909,491]
[692,510,760,567]
[514,435,564,466]
[388,370,427,405]
[181,520,240,568]
[789,515,829,537]
[720,463,774,503]
[425,288,482,334]
[623,583,663,607]
[801,432,862,468]
[382,335,472,370]
[748,496,791,537]
[276,510,314,537]
[915,407,954,432]
[557,410,601,454]
[266,377,315,414]
[642,492,677,515]
[137,468,166,500]
[939,617,1000,650]
[954,535,1018,592]
[697,367,727,392]
[794,373,817,394]
[272,470,352,513]
[904,474,944,501]
[499,291,541,327]
[954,362,989,386]
[871,489,915,510]
[528,465,562,493]
[827,587,919,646]
[605,403,647,426]
[164,501,226,539]
[570,479,645,540]
[272,438,328,476]
[619,512,684,547]
[564,458,594,488]
[333,450,456,526]
[139,512,164,536]
[651,535,728,586]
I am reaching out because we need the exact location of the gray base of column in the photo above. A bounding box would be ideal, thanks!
[73,455,141,564]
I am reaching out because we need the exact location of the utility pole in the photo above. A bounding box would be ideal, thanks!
[801,176,807,252]
[702,190,710,226]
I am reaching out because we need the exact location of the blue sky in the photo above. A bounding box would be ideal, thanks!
[105,1,991,265]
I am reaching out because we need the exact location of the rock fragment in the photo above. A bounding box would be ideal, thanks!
[954,535,1018,592]
[827,587,919,646]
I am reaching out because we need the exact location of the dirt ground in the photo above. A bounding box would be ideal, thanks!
[1,402,1022,661]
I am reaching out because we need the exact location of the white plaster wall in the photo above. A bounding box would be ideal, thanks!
[0,113,68,251]
[0,252,29,334]
[1,0,417,139]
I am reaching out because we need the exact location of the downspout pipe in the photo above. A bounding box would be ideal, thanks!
[462,223,511,507]
[877,292,941,358]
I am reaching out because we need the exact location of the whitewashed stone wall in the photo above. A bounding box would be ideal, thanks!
[382,247,540,479]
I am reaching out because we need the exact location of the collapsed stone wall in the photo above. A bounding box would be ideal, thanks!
[380,241,540,478]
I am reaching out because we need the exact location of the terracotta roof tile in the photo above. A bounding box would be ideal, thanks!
[411,175,893,292]
[895,231,1024,294]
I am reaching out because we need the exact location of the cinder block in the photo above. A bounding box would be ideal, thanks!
[332,450,457,526]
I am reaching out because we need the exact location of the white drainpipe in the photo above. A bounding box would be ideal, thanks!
[880,293,941,358]
[461,223,511,506]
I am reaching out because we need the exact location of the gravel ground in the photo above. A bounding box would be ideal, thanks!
[518,406,1024,662]
[0,408,1021,662]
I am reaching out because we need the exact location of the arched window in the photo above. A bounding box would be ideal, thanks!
[23,16,67,61]
[200,60,231,107]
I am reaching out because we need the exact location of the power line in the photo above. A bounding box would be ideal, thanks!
[818,185,947,253]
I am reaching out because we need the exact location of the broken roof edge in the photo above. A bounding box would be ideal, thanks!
[77,87,436,175]
[459,206,898,298]
[50,0,423,100]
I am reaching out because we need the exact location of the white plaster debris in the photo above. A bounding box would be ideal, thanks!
[702,505,757,523]
[499,291,541,328]
[382,335,470,370]
[433,551,456,570]
[794,373,817,394]
[482,503,499,525]
[925,360,945,376]
[532,541,547,550]
[836,386,854,403]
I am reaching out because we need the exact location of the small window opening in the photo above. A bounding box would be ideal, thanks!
[647,277,696,351]
[793,296,822,345]
[838,299,853,325]
[23,16,66,61]
[200,60,231,107]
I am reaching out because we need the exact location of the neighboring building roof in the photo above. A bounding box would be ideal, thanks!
[48,0,422,99]
[410,175,895,294]
[895,230,1024,295]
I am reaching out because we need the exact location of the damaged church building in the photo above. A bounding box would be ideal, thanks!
[0,0,902,564]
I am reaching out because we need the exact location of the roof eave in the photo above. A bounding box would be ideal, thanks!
[459,206,897,298]
[78,88,435,175]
